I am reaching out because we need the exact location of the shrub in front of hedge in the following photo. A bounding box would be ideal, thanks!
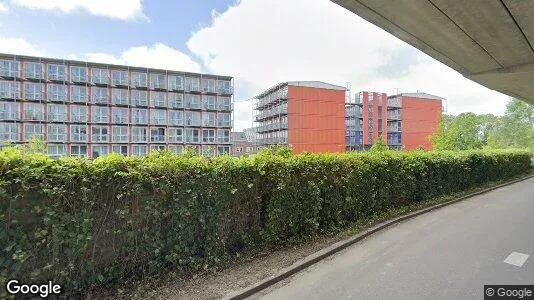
[0,148,531,294]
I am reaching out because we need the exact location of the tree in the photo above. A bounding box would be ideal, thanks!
[370,136,389,152]
[486,99,534,149]
[431,113,485,150]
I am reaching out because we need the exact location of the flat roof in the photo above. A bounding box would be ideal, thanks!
[255,81,347,98]
[388,92,445,101]
[0,53,233,79]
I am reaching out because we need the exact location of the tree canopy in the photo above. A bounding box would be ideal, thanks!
[431,98,534,151]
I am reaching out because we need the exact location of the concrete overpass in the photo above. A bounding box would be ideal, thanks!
[331,0,534,105]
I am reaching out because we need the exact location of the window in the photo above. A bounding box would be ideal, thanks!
[132,90,148,106]
[203,112,216,126]
[218,146,230,155]
[218,97,231,111]
[70,145,88,157]
[71,125,88,142]
[217,80,232,94]
[92,145,108,158]
[203,96,216,110]
[112,89,129,105]
[112,107,129,124]
[168,93,183,108]
[218,129,230,143]
[150,109,166,125]
[92,106,108,123]
[168,145,183,155]
[150,145,166,152]
[132,108,147,124]
[47,64,66,81]
[0,101,20,120]
[112,145,128,156]
[92,126,109,142]
[132,127,148,142]
[184,128,200,143]
[168,128,183,143]
[169,110,183,125]
[24,103,44,120]
[202,145,216,157]
[0,123,19,142]
[185,77,200,92]
[48,144,66,157]
[0,60,20,77]
[132,145,147,156]
[47,84,67,102]
[71,105,88,123]
[150,127,166,142]
[0,81,21,99]
[71,86,88,103]
[48,104,67,122]
[24,83,44,101]
[201,78,216,93]
[25,62,42,79]
[92,87,108,104]
[185,94,200,109]
[202,129,216,143]
[24,124,43,141]
[185,111,201,126]
[217,113,231,127]
[131,72,147,88]
[150,73,166,89]
[47,125,67,142]
[71,66,87,82]
[150,91,166,107]
[112,126,128,143]
[168,75,183,90]
[112,70,128,86]
[91,68,109,85]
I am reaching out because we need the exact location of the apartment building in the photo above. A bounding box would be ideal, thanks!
[253,81,347,153]
[346,91,443,151]
[230,131,258,156]
[0,54,233,158]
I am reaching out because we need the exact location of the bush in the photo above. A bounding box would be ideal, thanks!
[0,148,531,295]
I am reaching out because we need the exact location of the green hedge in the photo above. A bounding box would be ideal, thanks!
[0,148,531,294]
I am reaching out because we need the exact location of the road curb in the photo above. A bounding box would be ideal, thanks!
[224,173,534,300]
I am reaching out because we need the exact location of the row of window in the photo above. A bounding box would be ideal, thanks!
[0,60,232,93]
[0,123,231,143]
[0,102,232,126]
[43,144,231,158]
[0,81,232,109]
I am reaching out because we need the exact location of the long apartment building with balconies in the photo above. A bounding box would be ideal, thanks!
[0,53,234,158]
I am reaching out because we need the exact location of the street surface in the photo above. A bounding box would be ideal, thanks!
[255,178,534,299]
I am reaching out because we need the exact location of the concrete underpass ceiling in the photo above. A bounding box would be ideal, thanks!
[331,0,534,105]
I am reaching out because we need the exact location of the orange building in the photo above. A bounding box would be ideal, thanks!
[253,81,346,153]
[388,93,443,150]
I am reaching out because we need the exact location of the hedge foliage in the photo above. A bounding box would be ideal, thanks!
[0,148,532,294]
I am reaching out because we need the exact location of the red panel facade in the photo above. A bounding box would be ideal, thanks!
[287,85,345,153]
[401,96,442,150]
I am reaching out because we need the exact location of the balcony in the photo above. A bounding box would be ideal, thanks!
[217,86,233,95]
[254,87,288,110]
[0,112,20,121]
[387,111,401,120]
[387,97,402,109]
[255,121,288,133]
[258,136,288,145]
[255,104,288,121]
[185,84,201,93]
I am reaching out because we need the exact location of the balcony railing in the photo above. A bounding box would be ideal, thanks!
[255,121,288,133]
[254,87,288,109]
[257,136,288,145]
[255,103,288,121]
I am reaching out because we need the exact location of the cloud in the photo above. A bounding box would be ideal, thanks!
[0,36,43,56]
[187,0,509,130]
[83,43,201,73]
[0,1,8,13]
[9,0,149,21]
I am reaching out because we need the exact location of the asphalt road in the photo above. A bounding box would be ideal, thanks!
[254,177,534,300]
